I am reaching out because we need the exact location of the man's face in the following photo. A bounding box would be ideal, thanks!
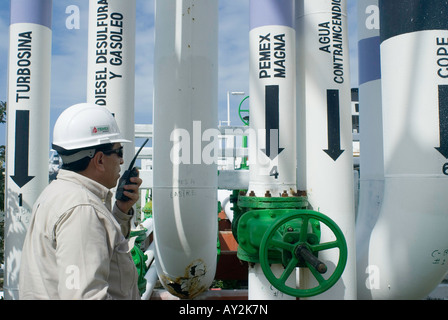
[102,143,124,189]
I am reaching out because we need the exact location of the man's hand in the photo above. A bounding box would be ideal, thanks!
[116,175,143,214]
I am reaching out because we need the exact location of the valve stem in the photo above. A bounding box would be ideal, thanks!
[295,245,327,274]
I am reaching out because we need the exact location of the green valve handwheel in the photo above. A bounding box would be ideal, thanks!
[238,95,250,126]
[259,210,348,298]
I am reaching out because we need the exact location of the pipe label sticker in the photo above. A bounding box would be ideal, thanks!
[258,33,287,79]
[249,23,296,190]
[324,90,344,161]
[15,31,32,103]
[436,37,448,79]
[11,111,34,187]
[435,38,448,173]
[92,2,126,106]
[435,85,448,161]
[317,0,346,84]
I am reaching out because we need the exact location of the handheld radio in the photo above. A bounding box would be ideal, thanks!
[116,138,149,201]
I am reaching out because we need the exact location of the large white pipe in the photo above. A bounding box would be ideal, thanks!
[248,0,297,198]
[354,0,385,298]
[247,0,296,300]
[4,0,52,300]
[295,0,357,299]
[87,0,136,168]
[360,0,448,299]
[152,0,218,299]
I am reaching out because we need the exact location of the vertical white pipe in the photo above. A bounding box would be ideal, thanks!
[248,0,297,198]
[295,0,356,299]
[362,0,448,299]
[354,0,385,299]
[4,0,52,300]
[248,0,296,300]
[152,0,218,299]
[248,264,296,300]
[87,0,136,168]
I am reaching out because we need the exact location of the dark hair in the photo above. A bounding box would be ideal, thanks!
[54,143,115,173]
[61,157,91,172]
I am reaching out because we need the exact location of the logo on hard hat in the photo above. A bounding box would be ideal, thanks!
[91,126,110,135]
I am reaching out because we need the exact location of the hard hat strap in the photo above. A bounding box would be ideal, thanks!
[60,148,95,165]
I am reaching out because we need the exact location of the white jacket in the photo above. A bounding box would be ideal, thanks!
[19,169,140,300]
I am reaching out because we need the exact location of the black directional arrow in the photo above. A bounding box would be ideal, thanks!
[323,89,344,161]
[435,85,448,158]
[11,110,34,188]
[261,85,284,160]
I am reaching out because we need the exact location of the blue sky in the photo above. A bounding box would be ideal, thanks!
[0,0,358,147]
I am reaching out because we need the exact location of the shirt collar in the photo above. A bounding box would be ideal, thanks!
[56,169,114,210]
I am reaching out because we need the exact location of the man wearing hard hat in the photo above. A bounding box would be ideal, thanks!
[19,103,142,300]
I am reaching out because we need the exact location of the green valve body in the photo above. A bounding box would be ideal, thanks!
[231,191,348,297]
[234,194,316,264]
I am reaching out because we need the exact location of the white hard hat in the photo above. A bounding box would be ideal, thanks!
[53,103,130,151]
